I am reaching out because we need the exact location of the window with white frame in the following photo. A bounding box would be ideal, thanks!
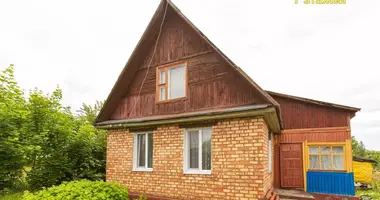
[184,128,212,174]
[268,132,272,173]
[309,146,345,171]
[157,62,187,102]
[133,132,153,171]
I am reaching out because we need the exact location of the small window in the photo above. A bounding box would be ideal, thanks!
[268,133,272,173]
[133,132,153,171]
[184,128,212,174]
[156,62,187,102]
[308,146,345,171]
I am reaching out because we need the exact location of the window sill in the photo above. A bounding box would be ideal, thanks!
[183,170,211,175]
[156,97,187,104]
[308,169,346,172]
[132,168,153,172]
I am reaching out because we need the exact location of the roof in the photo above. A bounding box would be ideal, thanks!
[95,0,282,126]
[266,90,361,112]
[353,156,377,163]
[95,105,281,132]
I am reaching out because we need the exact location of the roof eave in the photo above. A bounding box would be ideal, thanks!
[95,105,281,133]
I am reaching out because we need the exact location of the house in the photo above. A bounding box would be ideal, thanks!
[95,0,360,199]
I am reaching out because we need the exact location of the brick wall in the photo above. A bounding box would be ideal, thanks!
[106,117,272,200]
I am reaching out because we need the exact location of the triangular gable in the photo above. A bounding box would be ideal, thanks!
[96,0,282,126]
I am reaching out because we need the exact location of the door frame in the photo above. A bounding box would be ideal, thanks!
[279,142,304,189]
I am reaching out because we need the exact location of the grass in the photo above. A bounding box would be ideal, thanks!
[356,189,380,199]
[356,171,380,199]
[0,192,23,200]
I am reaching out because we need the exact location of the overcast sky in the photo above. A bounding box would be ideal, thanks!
[0,0,379,149]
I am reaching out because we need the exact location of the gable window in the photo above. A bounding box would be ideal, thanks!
[133,132,153,171]
[184,128,212,174]
[156,62,187,102]
[309,146,345,171]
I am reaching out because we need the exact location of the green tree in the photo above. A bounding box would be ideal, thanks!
[352,136,366,157]
[0,65,28,191]
[0,65,107,191]
[352,136,380,170]
[78,101,103,124]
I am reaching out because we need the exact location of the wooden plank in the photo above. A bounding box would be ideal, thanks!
[280,143,304,189]
[272,95,351,129]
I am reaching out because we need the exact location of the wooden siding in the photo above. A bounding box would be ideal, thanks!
[272,95,351,129]
[279,127,351,143]
[280,143,304,188]
[110,8,267,120]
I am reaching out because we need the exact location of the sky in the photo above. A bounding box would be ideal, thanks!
[0,0,379,149]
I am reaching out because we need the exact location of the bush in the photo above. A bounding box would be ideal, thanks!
[0,142,24,191]
[0,192,24,200]
[23,180,129,200]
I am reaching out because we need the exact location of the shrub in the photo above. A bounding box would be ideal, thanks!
[23,180,128,200]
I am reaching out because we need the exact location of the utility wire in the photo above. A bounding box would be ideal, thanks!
[126,1,169,123]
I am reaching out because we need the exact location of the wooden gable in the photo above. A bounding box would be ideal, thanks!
[267,91,359,130]
[96,0,279,123]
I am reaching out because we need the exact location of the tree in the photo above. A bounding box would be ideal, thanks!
[78,101,103,124]
[352,136,366,157]
[352,136,380,170]
[0,65,107,191]
[0,65,27,190]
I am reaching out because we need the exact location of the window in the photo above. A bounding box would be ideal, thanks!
[156,62,187,102]
[184,128,212,174]
[268,133,272,173]
[133,132,153,171]
[309,146,345,171]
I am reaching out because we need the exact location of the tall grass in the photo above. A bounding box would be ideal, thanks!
[357,171,380,199]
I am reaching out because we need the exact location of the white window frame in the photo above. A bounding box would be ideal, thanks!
[183,128,212,175]
[268,132,272,173]
[133,132,153,172]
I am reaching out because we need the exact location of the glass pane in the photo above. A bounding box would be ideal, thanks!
[159,70,165,84]
[309,147,318,154]
[159,86,165,101]
[168,65,185,99]
[309,155,319,169]
[332,146,344,154]
[137,134,146,167]
[321,146,331,154]
[321,155,331,170]
[333,155,344,170]
[202,128,212,170]
[147,133,153,168]
[188,131,199,169]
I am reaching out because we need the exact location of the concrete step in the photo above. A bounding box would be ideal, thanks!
[275,189,315,200]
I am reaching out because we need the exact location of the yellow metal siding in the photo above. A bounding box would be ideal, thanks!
[353,161,373,184]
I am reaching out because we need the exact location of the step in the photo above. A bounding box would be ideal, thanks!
[275,189,315,200]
